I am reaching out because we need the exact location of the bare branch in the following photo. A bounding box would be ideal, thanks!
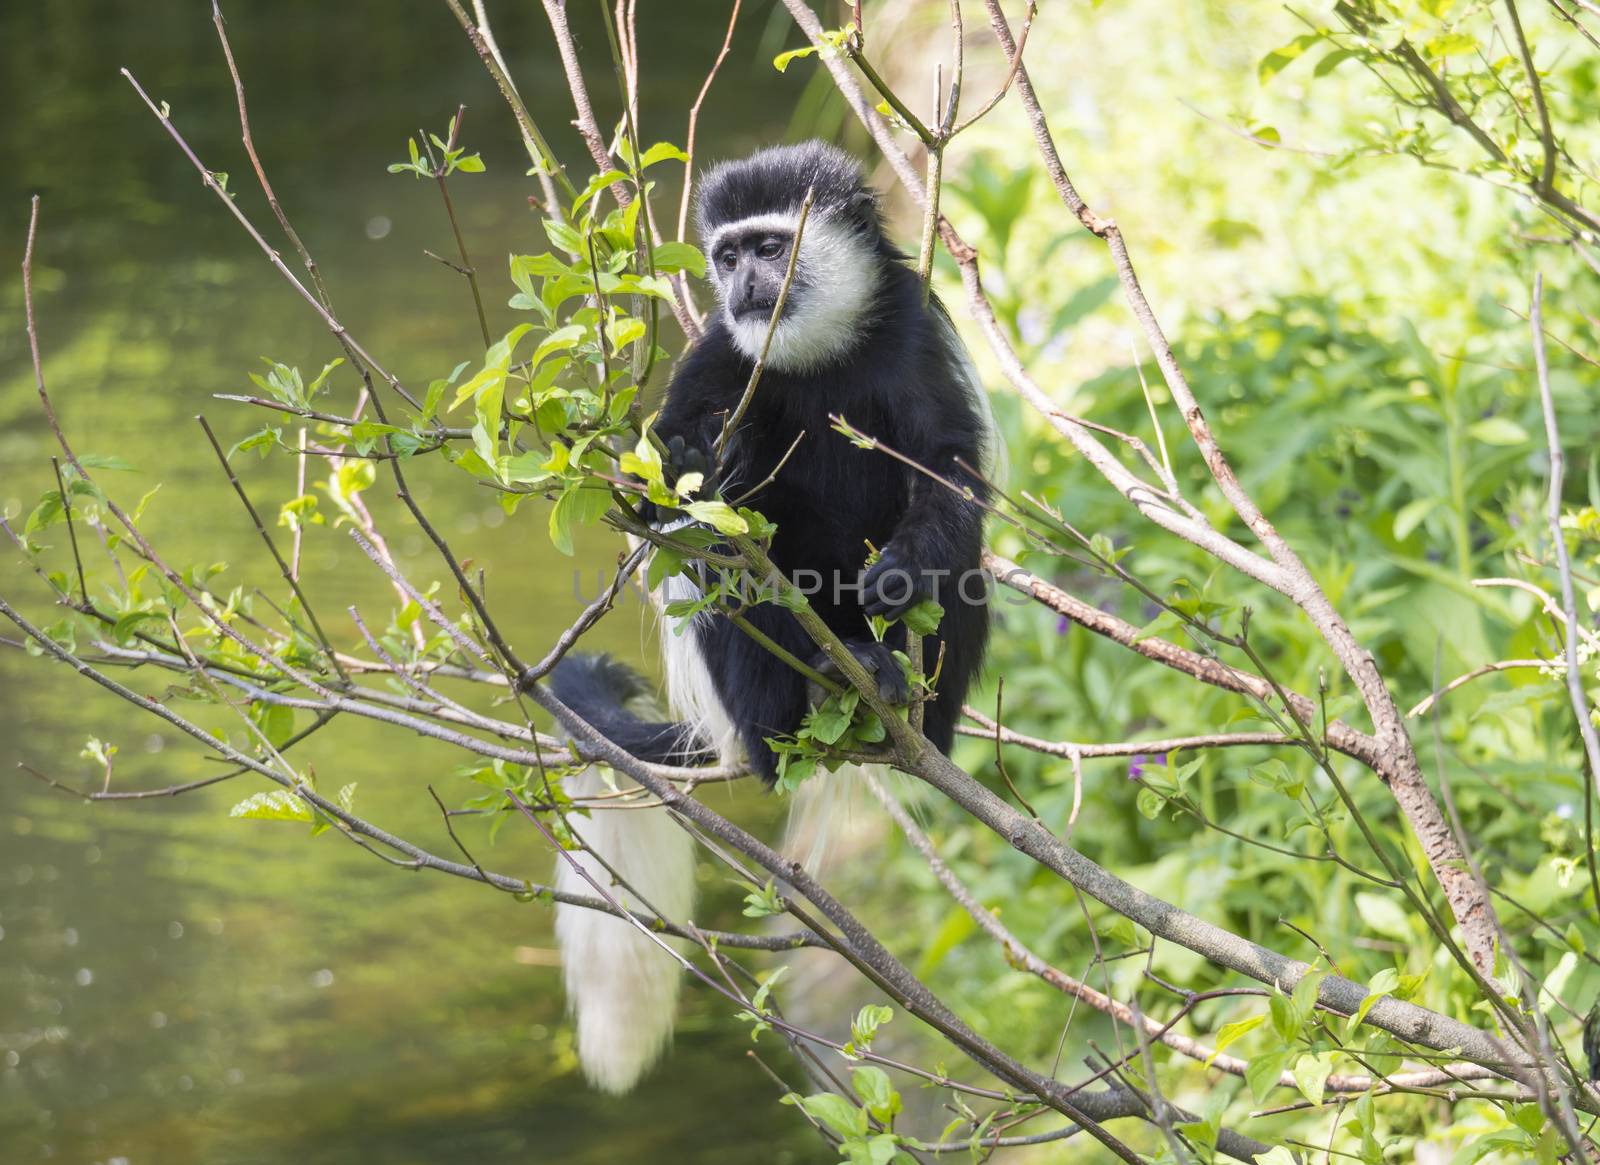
[679,0,742,242]
[120,71,423,412]
[1407,659,1555,718]
[959,708,1297,759]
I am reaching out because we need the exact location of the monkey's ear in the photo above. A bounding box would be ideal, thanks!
[847,187,880,229]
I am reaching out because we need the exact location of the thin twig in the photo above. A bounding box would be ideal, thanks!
[679,0,742,242]
[1531,272,1600,800]
[991,678,1040,818]
[1504,0,1558,195]
[50,457,89,604]
[212,0,333,307]
[430,105,492,347]
[961,708,1296,759]
[120,70,423,411]
[714,185,816,460]
[950,0,1036,136]
[444,0,574,203]
[196,415,349,682]
[1406,659,1554,717]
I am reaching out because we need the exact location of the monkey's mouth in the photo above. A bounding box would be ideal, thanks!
[734,300,782,321]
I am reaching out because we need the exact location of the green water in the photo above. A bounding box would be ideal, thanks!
[0,2,831,1161]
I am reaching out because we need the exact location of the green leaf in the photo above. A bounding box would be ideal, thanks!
[1206,1013,1265,1065]
[620,435,665,483]
[683,500,749,535]
[639,141,690,168]
[1291,967,1324,1022]
[1466,417,1529,446]
[229,426,281,459]
[1424,31,1477,58]
[1538,950,1577,1014]
[111,610,163,644]
[806,695,855,746]
[1245,1049,1288,1103]
[1354,891,1411,941]
[229,790,314,823]
[77,453,136,471]
[647,547,687,590]
[1392,496,1440,541]
[1268,992,1299,1042]
[789,1092,867,1140]
[849,1005,893,1050]
[851,1066,901,1122]
[529,324,586,370]
[1254,1149,1300,1165]
[1314,47,1359,76]
[1292,1052,1334,1106]
[548,479,615,556]
[652,241,707,279]
[742,879,785,918]
[544,218,586,256]
[24,490,64,536]
[510,252,571,284]
[1258,33,1322,84]
[899,599,944,637]
[1347,972,1395,1037]
[773,44,819,73]
[252,702,295,748]
[573,170,629,216]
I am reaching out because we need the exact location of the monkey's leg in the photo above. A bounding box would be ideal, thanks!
[699,607,811,784]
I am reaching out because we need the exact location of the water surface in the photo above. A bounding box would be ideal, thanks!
[1,3,830,1161]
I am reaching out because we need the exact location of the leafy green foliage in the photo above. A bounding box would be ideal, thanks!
[229,789,314,823]
[770,683,890,793]
[386,114,485,179]
[773,21,856,73]
[741,879,785,918]
[779,1065,919,1165]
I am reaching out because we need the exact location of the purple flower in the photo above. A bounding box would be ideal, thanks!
[1056,614,1071,636]
[1127,752,1168,781]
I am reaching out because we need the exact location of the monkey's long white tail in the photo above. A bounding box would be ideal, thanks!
[554,762,695,1094]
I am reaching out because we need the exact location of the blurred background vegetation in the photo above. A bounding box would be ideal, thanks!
[1,0,1596,1162]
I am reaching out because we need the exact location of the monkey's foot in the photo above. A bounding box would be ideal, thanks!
[808,639,910,706]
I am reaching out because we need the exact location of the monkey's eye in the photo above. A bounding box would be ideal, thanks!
[717,248,738,271]
[757,237,785,261]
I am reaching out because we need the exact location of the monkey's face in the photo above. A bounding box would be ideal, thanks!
[710,226,798,325]
[703,209,879,374]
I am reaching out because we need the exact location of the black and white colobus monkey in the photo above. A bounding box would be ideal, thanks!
[549,141,997,1093]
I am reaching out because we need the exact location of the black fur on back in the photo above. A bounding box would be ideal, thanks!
[695,141,891,253]
[548,654,714,767]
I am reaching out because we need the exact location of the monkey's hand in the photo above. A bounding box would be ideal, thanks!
[807,639,910,706]
[637,434,719,525]
[860,541,938,620]
[664,434,716,488]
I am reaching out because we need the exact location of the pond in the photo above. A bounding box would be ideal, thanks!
[0,2,837,1161]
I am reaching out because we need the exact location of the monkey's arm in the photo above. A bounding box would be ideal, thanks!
[861,448,986,618]
[636,332,744,522]
[652,326,744,455]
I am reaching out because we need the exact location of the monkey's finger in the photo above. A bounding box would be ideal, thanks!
[864,589,919,618]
